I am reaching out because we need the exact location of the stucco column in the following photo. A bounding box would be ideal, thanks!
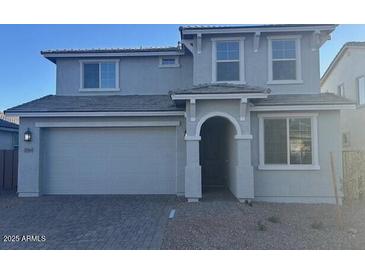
[18,124,41,197]
[184,138,202,202]
[234,137,254,201]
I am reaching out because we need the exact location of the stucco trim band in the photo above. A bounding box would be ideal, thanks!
[35,121,180,128]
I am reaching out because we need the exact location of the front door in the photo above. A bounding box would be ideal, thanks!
[199,117,230,190]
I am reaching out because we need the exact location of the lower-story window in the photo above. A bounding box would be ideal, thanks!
[259,113,319,170]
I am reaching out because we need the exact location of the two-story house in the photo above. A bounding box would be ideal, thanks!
[321,42,365,151]
[6,24,355,203]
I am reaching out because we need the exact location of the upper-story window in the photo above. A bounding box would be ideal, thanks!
[80,60,119,91]
[212,38,245,83]
[358,76,365,105]
[268,36,302,84]
[159,56,180,68]
[337,83,345,97]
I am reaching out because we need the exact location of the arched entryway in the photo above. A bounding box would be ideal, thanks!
[199,116,237,200]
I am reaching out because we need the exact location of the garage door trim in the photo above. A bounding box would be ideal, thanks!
[35,121,180,128]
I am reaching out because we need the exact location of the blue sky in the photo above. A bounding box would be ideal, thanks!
[1,24,365,111]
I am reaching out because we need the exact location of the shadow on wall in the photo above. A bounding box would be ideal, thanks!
[199,116,237,195]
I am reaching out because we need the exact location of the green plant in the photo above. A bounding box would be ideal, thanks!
[311,221,324,230]
[257,221,267,231]
[267,216,281,224]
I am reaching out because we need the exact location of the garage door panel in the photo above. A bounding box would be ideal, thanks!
[41,127,177,194]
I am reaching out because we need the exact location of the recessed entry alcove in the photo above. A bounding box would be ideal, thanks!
[199,116,237,200]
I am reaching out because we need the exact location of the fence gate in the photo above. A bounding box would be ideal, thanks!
[342,150,365,201]
[0,150,18,192]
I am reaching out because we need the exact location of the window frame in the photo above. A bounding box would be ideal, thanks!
[258,113,319,170]
[211,37,245,84]
[357,75,365,106]
[79,59,120,92]
[267,35,303,85]
[337,83,345,97]
[342,132,351,147]
[159,56,180,68]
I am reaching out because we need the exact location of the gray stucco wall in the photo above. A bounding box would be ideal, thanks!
[183,99,341,203]
[338,108,365,151]
[56,55,193,95]
[250,110,342,203]
[17,108,343,203]
[321,47,365,150]
[0,130,17,150]
[191,32,321,94]
[226,120,238,194]
[55,31,321,96]
[185,99,250,136]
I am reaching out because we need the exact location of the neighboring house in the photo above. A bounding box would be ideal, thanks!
[0,117,19,150]
[6,24,355,203]
[321,42,365,150]
[0,112,19,125]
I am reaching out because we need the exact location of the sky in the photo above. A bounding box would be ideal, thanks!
[1,24,365,111]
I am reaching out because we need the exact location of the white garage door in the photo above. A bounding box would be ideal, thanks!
[41,127,177,194]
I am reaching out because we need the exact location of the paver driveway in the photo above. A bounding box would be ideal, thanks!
[0,194,174,249]
[2,190,365,250]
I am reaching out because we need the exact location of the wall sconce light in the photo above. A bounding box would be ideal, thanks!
[24,128,32,142]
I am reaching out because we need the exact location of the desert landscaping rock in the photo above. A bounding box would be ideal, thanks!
[1,192,365,249]
[161,193,365,250]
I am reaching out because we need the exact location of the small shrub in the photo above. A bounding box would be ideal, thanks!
[311,221,324,230]
[257,221,267,231]
[267,216,281,224]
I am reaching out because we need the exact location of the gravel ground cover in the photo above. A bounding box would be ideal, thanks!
[161,191,365,250]
[1,191,365,250]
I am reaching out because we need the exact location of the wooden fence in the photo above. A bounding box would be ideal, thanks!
[0,150,18,192]
[342,150,365,201]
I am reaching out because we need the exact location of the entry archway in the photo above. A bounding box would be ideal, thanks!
[195,111,242,139]
[198,115,238,199]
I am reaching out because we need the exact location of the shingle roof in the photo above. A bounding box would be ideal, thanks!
[5,93,354,115]
[5,95,184,113]
[41,46,182,55]
[170,83,270,95]
[252,93,355,106]
[0,118,19,130]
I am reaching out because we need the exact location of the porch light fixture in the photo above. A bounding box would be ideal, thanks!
[24,128,32,142]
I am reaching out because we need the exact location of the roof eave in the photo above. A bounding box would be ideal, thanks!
[41,49,185,63]
[0,126,18,132]
[251,104,356,111]
[5,110,186,118]
[181,25,337,36]
[171,92,268,101]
